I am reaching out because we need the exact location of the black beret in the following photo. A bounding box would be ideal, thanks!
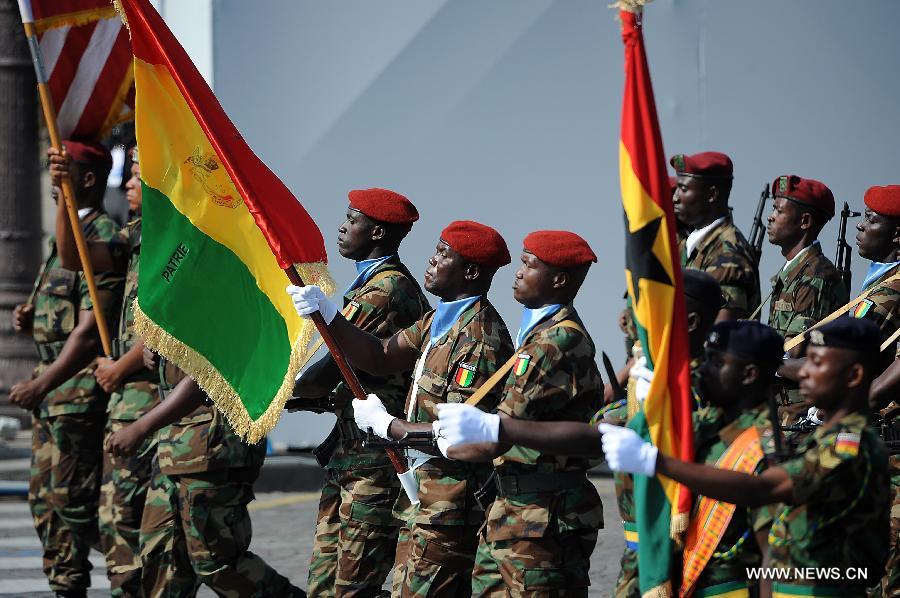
[683,269,726,311]
[807,316,881,354]
[706,321,784,372]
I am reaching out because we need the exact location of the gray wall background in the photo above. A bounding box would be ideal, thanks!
[167,1,900,445]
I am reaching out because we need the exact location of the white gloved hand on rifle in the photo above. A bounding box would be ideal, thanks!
[433,403,500,452]
[285,284,338,324]
[352,394,396,440]
[598,423,658,477]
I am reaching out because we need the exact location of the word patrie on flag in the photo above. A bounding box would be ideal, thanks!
[616,2,694,596]
[114,0,336,443]
[17,0,135,140]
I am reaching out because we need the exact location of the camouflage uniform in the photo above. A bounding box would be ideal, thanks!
[304,257,429,596]
[471,305,604,597]
[139,360,304,597]
[27,210,122,593]
[691,403,774,596]
[768,412,890,596]
[393,297,513,597]
[766,242,848,419]
[679,215,761,319]
[94,217,162,596]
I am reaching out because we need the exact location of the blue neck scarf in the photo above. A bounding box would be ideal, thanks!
[515,304,562,348]
[860,260,900,292]
[430,295,481,342]
[345,255,394,294]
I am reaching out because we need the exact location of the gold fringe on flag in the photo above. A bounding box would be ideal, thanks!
[33,6,119,33]
[133,262,335,444]
[641,581,673,598]
[610,0,654,14]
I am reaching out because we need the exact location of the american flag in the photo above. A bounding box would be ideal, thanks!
[18,0,134,140]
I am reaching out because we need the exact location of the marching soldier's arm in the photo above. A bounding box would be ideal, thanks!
[95,341,147,393]
[292,354,340,400]
[715,307,744,323]
[326,314,419,375]
[49,148,114,272]
[655,456,793,507]
[445,417,604,461]
[10,310,101,410]
[870,358,900,410]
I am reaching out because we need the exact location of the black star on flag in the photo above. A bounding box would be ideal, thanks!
[625,213,672,307]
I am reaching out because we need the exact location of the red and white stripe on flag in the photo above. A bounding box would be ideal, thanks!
[19,0,134,140]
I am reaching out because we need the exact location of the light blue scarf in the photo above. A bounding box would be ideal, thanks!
[345,255,394,294]
[515,304,562,348]
[430,295,481,342]
[860,261,900,292]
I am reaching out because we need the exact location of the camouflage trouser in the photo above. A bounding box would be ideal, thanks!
[28,413,104,592]
[879,459,900,597]
[471,530,597,597]
[614,472,639,598]
[391,523,480,597]
[615,547,640,598]
[99,418,158,597]
[307,465,400,597]
[139,459,198,597]
[140,465,303,597]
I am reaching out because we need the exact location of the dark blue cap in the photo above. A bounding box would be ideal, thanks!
[807,316,881,354]
[683,269,725,311]
[706,320,784,371]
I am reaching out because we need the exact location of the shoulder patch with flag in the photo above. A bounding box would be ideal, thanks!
[850,299,874,319]
[834,432,861,458]
[514,354,531,376]
[343,300,361,321]
[454,363,477,388]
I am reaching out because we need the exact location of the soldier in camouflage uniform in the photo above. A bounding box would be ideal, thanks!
[51,145,159,596]
[290,220,514,596]
[105,358,305,597]
[292,189,429,596]
[602,316,891,598]
[761,175,849,421]
[428,231,603,596]
[10,141,122,597]
[671,151,761,321]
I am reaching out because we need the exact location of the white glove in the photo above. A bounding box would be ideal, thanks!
[599,423,658,476]
[434,403,500,447]
[806,406,823,425]
[285,284,337,324]
[352,394,396,440]
[434,431,453,459]
[629,355,653,404]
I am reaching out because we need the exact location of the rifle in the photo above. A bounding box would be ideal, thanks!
[835,202,861,290]
[363,430,436,450]
[748,183,771,266]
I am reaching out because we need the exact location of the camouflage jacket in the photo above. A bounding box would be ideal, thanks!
[31,210,123,418]
[322,256,430,469]
[399,296,513,526]
[769,412,890,593]
[155,359,264,475]
[693,403,774,591]
[486,305,604,542]
[851,263,900,357]
[680,215,761,319]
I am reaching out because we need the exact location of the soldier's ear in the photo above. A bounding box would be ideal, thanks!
[686,311,700,334]
[844,362,866,390]
[742,363,760,386]
[370,224,386,242]
[552,271,568,290]
[706,183,720,204]
[798,211,814,232]
[82,170,96,190]
[465,262,481,281]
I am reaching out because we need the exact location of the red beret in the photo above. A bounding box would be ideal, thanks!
[772,175,835,220]
[440,220,510,268]
[670,152,733,179]
[348,188,419,224]
[864,185,900,218]
[523,230,597,267]
[62,139,112,172]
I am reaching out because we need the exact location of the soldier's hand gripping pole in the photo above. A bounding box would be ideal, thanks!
[835,202,861,290]
[748,183,770,266]
[18,11,113,357]
[283,267,417,502]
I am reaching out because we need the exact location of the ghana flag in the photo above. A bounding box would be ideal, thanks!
[617,5,694,595]
[115,0,334,443]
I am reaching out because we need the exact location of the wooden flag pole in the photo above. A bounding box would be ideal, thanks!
[284,267,408,474]
[20,17,114,357]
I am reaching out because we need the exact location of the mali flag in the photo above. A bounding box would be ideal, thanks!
[115,0,334,443]
[618,7,694,596]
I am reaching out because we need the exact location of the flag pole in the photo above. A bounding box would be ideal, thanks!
[18,5,114,357]
[284,267,408,474]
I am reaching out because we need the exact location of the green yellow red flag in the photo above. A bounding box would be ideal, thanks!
[617,5,694,596]
[115,0,334,442]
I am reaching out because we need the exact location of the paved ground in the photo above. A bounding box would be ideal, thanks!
[0,478,624,596]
